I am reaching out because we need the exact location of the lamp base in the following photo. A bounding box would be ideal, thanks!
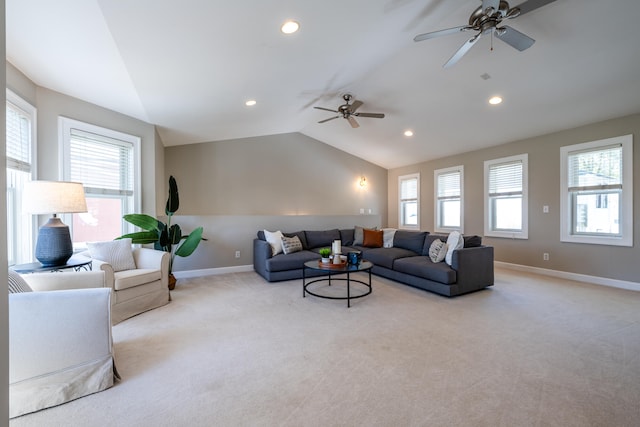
[35,217,73,267]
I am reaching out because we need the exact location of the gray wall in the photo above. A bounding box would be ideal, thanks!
[165,133,388,270]
[6,62,163,215]
[388,113,640,283]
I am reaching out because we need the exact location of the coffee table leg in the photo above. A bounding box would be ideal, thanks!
[347,271,351,308]
[303,265,306,298]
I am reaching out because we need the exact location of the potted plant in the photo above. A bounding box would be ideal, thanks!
[319,247,332,263]
[117,175,205,290]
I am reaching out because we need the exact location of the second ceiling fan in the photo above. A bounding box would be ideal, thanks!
[314,94,385,128]
[413,0,557,68]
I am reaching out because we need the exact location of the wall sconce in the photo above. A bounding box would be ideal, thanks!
[359,176,367,187]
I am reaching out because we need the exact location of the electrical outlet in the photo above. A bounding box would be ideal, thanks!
[235,251,240,259]
[543,205,549,213]
[543,253,549,261]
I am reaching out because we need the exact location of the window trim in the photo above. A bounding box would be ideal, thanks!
[484,153,528,239]
[398,173,420,230]
[434,165,464,233]
[560,134,633,247]
[59,116,141,238]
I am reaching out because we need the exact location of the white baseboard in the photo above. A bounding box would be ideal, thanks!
[495,261,640,291]
[172,265,254,279]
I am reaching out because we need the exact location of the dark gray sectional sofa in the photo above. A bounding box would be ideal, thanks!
[253,228,494,297]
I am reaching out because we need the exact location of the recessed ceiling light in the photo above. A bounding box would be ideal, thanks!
[404,130,414,137]
[489,96,503,105]
[281,20,300,34]
[245,100,257,106]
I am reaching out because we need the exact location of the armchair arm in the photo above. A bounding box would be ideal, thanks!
[22,270,106,292]
[133,248,170,288]
[9,288,113,384]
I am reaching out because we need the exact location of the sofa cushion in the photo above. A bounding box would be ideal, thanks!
[393,231,428,254]
[281,235,303,255]
[88,239,137,272]
[266,250,319,272]
[363,247,418,269]
[304,229,340,249]
[464,235,482,248]
[339,229,355,246]
[363,229,383,248]
[393,256,457,285]
[114,268,161,291]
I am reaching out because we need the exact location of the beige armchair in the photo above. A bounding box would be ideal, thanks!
[26,247,171,324]
[9,271,117,418]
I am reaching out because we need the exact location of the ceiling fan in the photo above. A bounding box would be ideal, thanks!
[413,0,557,68]
[314,94,385,128]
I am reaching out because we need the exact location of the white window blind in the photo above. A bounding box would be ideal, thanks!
[437,171,460,200]
[399,174,419,229]
[69,128,134,197]
[400,177,417,200]
[568,144,622,191]
[6,102,32,173]
[489,161,523,197]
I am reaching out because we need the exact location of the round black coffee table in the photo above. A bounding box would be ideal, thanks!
[302,260,373,307]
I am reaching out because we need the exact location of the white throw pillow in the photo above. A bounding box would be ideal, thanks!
[88,238,137,272]
[264,230,284,256]
[445,231,464,266]
[428,239,447,263]
[382,228,397,248]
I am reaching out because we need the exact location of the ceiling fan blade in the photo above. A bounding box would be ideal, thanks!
[515,0,557,16]
[318,116,339,124]
[314,106,339,113]
[482,0,500,14]
[444,34,481,68]
[350,100,363,113]
[495,26,535,51]
[355,112,385,119]
[414,25,471,42]
[347,116,360,128]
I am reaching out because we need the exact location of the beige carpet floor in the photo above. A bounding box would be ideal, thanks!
[10,268,640,427]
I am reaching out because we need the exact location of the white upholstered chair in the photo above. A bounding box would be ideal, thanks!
[8,270,118,418]
[26,241,171,324]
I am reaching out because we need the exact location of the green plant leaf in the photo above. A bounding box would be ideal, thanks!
[165,175,179,216]
[175,227,204,257]
[123,214,163,231]
[117,231,159,245]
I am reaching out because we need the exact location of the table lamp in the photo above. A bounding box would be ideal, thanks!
[23,181,88,266]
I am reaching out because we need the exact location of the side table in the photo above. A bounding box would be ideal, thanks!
[11,256,92,274]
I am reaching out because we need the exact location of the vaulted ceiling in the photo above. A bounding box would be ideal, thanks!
[7,0,640,169]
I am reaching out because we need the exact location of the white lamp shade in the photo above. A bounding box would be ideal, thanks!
[23,181,88,215]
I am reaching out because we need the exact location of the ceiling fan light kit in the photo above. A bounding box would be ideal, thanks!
[413,0,557,68]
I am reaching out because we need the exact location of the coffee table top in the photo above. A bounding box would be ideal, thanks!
[304,259,373,272]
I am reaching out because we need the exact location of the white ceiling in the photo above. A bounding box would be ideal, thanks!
[7,0,640,169]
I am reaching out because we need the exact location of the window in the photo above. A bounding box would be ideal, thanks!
[60,117,140,247]
[434,166,463,233]
[560,135,633,246]
[6,90,36,265]
[484,154,528,239]
[399,173,419,229]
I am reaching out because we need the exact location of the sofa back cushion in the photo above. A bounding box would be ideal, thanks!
[305,229,341,249]
[339,229,355,246]
[393,231,428,254]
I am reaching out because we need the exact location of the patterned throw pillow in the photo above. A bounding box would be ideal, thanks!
[428,239,447,263]
[8,270,33,293]
[87,238,137,272]
[281,235,303,255]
